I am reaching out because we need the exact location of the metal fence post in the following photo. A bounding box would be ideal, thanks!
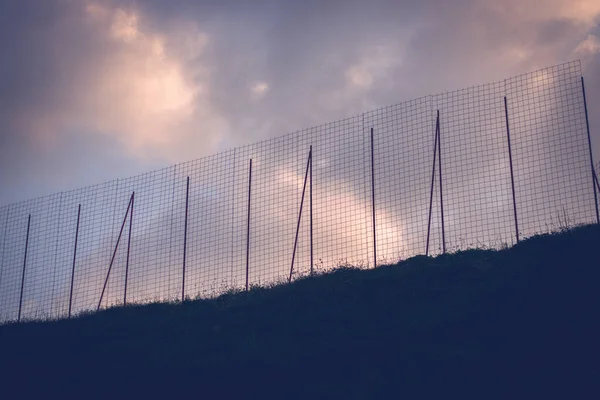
[230,149,237,283]
[504,97,520,242]
[168,168,176,301]
[581,77,600,225]
[18,214,31,322]
[371,128,377,268]
[246,159,252,291]
[182,178,189,302]
[124,192,134,306]
[68,205,81,318]
[437,110,446,253]
[310,145,313,276]
[289,148,312,282]
[98,194,133,311]
[426,114,440,256]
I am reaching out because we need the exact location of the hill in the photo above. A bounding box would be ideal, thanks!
[1,225,599,398]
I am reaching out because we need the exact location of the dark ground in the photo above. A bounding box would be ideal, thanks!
[1,225,599,398]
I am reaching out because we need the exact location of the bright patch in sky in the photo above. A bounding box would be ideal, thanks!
[575,35,600,56]
[251,81,270,99]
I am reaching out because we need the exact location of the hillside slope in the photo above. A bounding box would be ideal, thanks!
[1,225,599,398]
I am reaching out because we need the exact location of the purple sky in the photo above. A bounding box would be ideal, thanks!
[1,0,600,206]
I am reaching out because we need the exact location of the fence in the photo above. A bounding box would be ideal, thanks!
[0,60,598,323]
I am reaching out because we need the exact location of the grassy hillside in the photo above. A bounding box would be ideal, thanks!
[1,225,599,398]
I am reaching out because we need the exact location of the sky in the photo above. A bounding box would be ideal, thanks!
[1,0,600,320]
[1,0,600,206]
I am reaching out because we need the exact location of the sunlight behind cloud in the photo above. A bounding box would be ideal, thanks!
[346,65,374,88]
[75,1,230,161]
[278,167,402,268]
[251,81,270,99]
[110,8,139,42]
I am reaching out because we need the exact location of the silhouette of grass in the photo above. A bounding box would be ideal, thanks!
[1,225,599,398]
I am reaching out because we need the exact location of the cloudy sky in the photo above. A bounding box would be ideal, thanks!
[1,0,600,206]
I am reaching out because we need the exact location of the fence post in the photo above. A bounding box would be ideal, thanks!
[310,145,313,276]
[168,167,176,300]
[426,114,440,256]
[98,194,133,311]
[504,97,520,242]
[437,111,446,253]
[246,159,252,291]
[371,128,377,268]
[68,205,81,318]
[18,214,31,322]
[182,178,189,302]
[289,148,312,282]
[124,192,134,306]
[581,77,600,225]
[230,149,237,283]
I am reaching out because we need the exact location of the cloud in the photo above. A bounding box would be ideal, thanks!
[575,34,600,56]
[1,0,600,208]
[1,0,230,159]
[346,64,374,89]
[0,0,231,204]
[345,45,403,89]
[76,1,229,161]
[250,81,269,99]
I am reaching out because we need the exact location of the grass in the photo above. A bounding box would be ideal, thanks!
[1,225,599,398]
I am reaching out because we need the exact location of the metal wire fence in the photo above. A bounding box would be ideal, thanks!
[0,60,598,323]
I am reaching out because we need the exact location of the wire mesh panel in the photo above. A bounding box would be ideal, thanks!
[183,150,240,298]
[431,82,515,251]
[65,180,120,315]
[311,116,372,272]
[50,192,79,319]
[248,135,301,286]
[506,61,596,237]
[19,195,57,320]
[0,61,597,323]
[0,200,35,322]
[365,97,438,262]
[0,205,9,307]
